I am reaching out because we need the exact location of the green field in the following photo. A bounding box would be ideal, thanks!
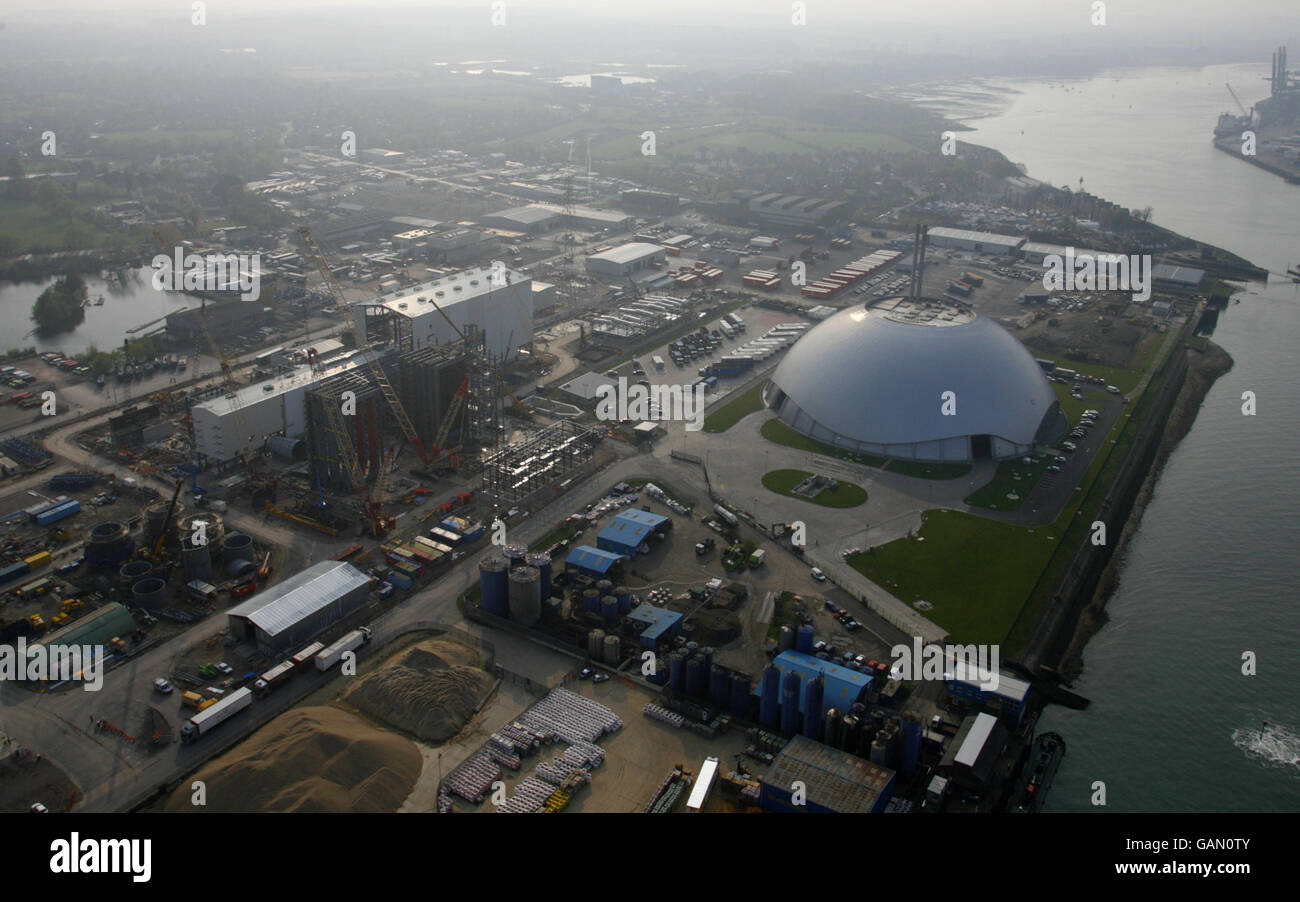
[848,510,1058,644]
[0,199,110,253]
[760,418,971,479]
[762,469,868,508]
[964,455,1053,511]
[702,382,766,433]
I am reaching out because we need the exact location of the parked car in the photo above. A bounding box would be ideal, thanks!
[810,567,826,581]
[153,678,173,694]
[578,667,595,680]
[213,662,233,675]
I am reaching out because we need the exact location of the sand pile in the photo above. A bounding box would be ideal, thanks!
[341,637,494,743]
[163,706,420,813]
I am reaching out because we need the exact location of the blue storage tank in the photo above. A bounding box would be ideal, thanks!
[526,552,552,601]
[686,660,707,701]
[646,663,668,686]
[596,578,614,597]
[801,676,824,740]
[503,543,527,568]
[601,595,619,624]
[796,624,815,654]
[709,664,729,706]
[582,587,600,613]
[701,646,714,672]
[901,711,922,776]
[668,653,685,691]
[615,585,632,614]
[478,555,509,616]
[780,670,802,735]
[729,673,751,717]
[759,664,780,728]
[685,641,699,658]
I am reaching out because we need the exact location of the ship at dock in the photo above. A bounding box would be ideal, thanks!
[1006,731,1066,813]
[1213,46,1300,184]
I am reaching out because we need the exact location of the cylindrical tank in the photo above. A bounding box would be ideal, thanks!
[266,435,305,461]
[780,670,802,735]
[131,576,167,611]
[729,673,751,717]
[842,715,860,755]
[600,595,619,625]
[180,537,212,582]
[602,634,621,666]
[144,501,184,547]
[685,641,699,658]
[700,646,714,673]
[118,559,152,588]
[901,711,922,776]
[87,521,135,569]
[680,619,695,640]
[587,629,605,659]
[870,736,891,767]
[796,624,815,654]
[777,626,795,652]
[222,532,254,565]
[507,565,541,626]
[478,555,509,616]
[685,658,705,697]
[503,543,527,569]
[802,676,824,740]
[615,586,632,613]
[525,552,552,601]
[759,664,781,728]
[582,587,601,614]
[226,558,256,578]
[647,661,669,686]
[178,513,224,553]
[824,707,843,749]
[709,664,729,706]
[668,653,685,691]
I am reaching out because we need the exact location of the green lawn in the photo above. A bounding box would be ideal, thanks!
[702,382,767,433]
[847,510,1058,644]
[762,469,867,508]
[965,455,1054,511]
[760,418,971,479]
[0,199,111,253]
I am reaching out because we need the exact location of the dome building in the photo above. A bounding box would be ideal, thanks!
[764,297,1066,462]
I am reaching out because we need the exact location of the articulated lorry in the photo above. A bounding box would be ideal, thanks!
[315,627,372,672]
[180,687,252,743]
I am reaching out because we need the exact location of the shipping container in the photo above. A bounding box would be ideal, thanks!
[315,627,372,671]
[24,551,52,570]
[291,641,326,671]
[386,571,414,591]
[35,500,81,526]
[0,561,30,585]
[48,473,98,491]
[255,660,296,694]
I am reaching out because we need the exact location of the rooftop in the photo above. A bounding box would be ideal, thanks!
[763,735,895,814]
[586,242,665,265]
[227,561,369,638]
[369,265,529,318]
[928,227,1026,248]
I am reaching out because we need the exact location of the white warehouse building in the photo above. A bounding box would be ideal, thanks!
[191,352,368,464]
[584,242,666,277]
[926,227,1026,257]
[355,265,533,361]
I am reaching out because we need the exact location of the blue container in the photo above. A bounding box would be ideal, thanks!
[615,585,632,614]
[685,641,699,658]
[479,556,509,616]
[901,714,922,777]
[601,596,619,625]
[685,658,705,697]
[796,624,815,654]
[701,646,714,673]
[668,653,685,691]
[527,552,552,601]
[0,561,30,585]
[460,524,485,543]
[35,500,81,526]
[709,665,729,706]
[780,670,802,735]
[646,663,668,686]
[48,474,97,491]
[759,664,780,728]
[802,677,824,740]
[729,673,751,718]
[582,588,600,614]
[387,571,413,591]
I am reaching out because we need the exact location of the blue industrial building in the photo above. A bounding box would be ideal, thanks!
[596,509,670,557]
[626,604,684,649]
[564,545,625,579]
[760,735,896,814]
[943,650,1030,727]
[757,650,875,718]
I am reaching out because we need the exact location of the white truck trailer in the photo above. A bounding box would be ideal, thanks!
[315,626,373,672]
[180,687,253,743]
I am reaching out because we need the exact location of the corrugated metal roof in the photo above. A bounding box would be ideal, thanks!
[955,712,998,766]
[763,735,894,813]
[928,227,1025,248]
[770,650,873,714]
[587,242,664,266]
[227,561,368,638]
[564,545,623,574]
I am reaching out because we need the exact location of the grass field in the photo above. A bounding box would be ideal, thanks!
[964,455,1053,511]
[848,510,1058,644]
[0,199,110,253]
[762,469,868,508]
[702,382,766,433]
[759,418,971,479]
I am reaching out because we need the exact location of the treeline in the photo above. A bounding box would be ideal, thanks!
[31,273,88,336]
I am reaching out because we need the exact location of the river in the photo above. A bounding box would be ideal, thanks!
[924,64,1300,811]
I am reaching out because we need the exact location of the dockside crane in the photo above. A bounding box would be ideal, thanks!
[1225,83,1254,124]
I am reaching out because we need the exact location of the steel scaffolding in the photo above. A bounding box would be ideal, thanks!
[479,420,599,513]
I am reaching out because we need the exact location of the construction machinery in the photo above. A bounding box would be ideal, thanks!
[145,480,184,563]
